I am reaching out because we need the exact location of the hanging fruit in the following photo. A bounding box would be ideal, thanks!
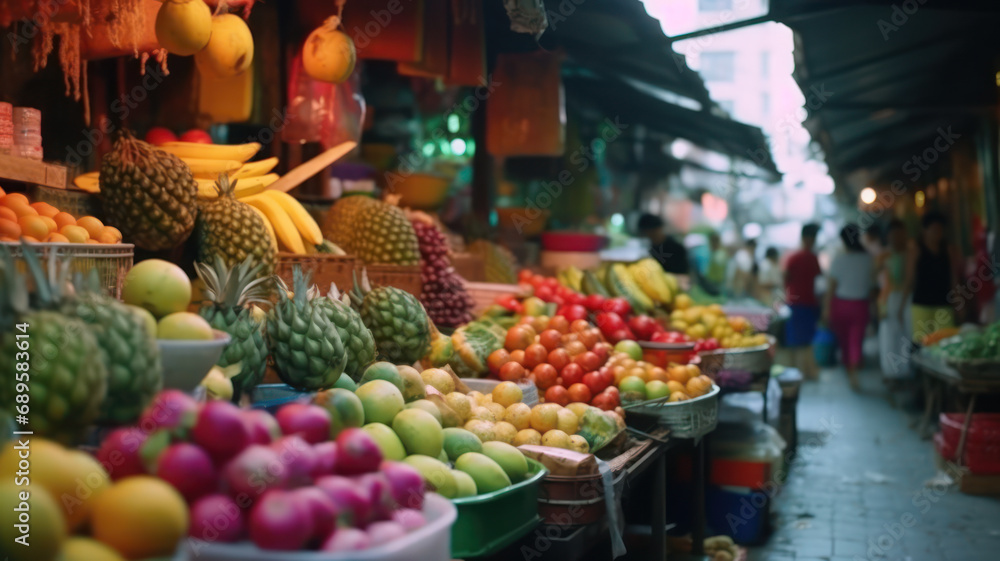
[302,15,356,84]
[155,0,213,56]
[195,13,254,78]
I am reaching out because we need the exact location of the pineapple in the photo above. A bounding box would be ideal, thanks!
[319,284,376,382]
[196,256,271,401]
[66,271,163,424]
[350,198,421,265]
[351,271,430,365]
[100,130,199,251]
[267,267,347,390]
[196,174,277,277]
[0,245,108,443]
[322,194,377,254]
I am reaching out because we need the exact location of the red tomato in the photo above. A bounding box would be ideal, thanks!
[602,297,632,316]
[594,312,626,334]
[496,294,523,312]
[584,294,606,312]
[547,348,571,372]
[518,269,534,283]
[179,129,213,143]
[533,363,559,390]
[499,362,526,382]
[543,277,560,290]
[608,328,636,344]
[510,350,525,365]
[567,383,592,404]
[574,351,602,372]
[561,363,585,386]
[487,349,511,376]
[627,315,661,340]
[548,315,570,334]
[564,291,585,307]
[603,386,620,399]
[505,326,535,351]
[571,319,591,334]
[564,341,587,357]
[539,329,563,351]
[598,367,615,388]
[578,329,600,350]
[559,304,588,322]
[591,342,612,364]
[535,285,555,302]
[591,393,617,411]
[523,344,548,369]
[583,371,610,395]
[144,127,178,146]
[544,385,570,406]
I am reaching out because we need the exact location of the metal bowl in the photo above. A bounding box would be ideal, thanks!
[157,330,231,391]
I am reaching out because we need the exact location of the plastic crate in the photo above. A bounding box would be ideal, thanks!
[182,492,456,561]
[2,241,133,298]
[451,458,548,558]
[934,432,1000,475]
[940,413,1000,447]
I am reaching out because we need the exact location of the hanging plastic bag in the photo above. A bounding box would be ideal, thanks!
[282,54,365,148]
[321,67,365,150]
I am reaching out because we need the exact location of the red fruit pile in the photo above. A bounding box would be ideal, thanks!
[412,219,474,327]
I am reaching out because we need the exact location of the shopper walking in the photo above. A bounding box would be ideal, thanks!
[900,211,960,341]
[784,223,823,380]
[757,247,783,308]
[823,224,875,390]
[638,213,690,275]
[878,220,912,379]
[705,232,728,295]
[731,238,758,299]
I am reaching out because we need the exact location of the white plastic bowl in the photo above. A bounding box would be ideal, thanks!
[180,493,457,561]
[157,330,232,391]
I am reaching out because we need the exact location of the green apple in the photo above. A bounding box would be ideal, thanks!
[123,259,192,318]
[614,340,643,361]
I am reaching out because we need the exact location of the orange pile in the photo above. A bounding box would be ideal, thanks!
[0,187,123,244]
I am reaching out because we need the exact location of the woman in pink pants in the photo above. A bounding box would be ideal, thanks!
[823,224,876,390]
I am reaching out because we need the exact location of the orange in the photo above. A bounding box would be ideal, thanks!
[666,380,686,395]
[53,211,77,229]
[0,219,20,239]
[95,231,119,244]
[556,408,579,434]
[0,206,16,222]
[540,429,571,449]
[18,215,49,239]
[668,392,690,403]
[39,215,57,233]
[60,224,90,243]
[90,476,188,560]
[667,364,692,384]
[686,376,712,398]
[85,239,100,244]
[0,237,15,242]
[9,203,38,217]
[0,185,5,196]
[648,367,668,383]
[44,232,70,243]
[76,216,105,239]
[627,366,648,382]
[30,201,59,217]
[21,235,40,243]
[0,193,29,207]
[101,225,123,242]
[529,403,560,433]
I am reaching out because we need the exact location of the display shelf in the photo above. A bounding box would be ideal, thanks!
[0,154,67,189]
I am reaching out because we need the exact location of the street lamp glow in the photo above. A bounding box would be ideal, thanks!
[450,138,467,155]
[860,187,877,205]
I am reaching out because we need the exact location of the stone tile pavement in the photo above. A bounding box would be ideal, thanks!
[747,364,1000,561]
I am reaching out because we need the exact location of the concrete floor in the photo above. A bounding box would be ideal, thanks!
[747,364,1000,561]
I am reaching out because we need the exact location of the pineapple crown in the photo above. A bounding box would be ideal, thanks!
[210,173,240,200]
[326,282,352,307]
[274,266,317,307]
[348,268,374,309]
[196,255,272,309]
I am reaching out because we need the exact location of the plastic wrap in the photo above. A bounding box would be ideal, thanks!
[283,55,365,148]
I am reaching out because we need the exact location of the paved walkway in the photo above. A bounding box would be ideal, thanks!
[748,364,1000,561]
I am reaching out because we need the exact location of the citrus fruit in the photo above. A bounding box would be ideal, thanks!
[60,225,89,243]
[29,202,59,218]
[504,403,531,430]
[91,476,189,560]
[556,408,579,434]
[513,428,542,446]
[485,402,506,422]
[52,212,76,229]
[492,421,518,444]
[529,403,560,433]
[76,216,105,239]
[491,381,523,408]
[59,537,126,561]
[541,429,571,449]
[569,435,590,453]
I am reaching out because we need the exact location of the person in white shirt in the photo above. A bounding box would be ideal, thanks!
[756,247,783,307]
[822,223,876,390]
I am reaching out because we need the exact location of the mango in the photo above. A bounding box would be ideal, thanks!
[333,373,357,391]
[405,400,443,425]
[392,408,443,458]
[403,455,457,498]
[314,388,365,438]
[455,452,511,494]
[396,365,426,402]
[443,428,483,462]
[356,380,405,425]
[481,441,529,482]
[451,470,478,498]
[360,362,405,393]
[361,423,407,461]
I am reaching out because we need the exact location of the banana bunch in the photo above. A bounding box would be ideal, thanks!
[241,190,323,255]
[606,263,655,313]
[557,266,584,292]
[628,258,676,306]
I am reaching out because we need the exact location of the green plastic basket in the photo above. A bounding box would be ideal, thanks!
[451,458,548,558]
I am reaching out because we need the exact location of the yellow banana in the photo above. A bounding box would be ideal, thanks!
[259,190,322,245]
[242,194,306,253]
[232,157,280,179]
[159,141,262,163]
[246,205,278,251]
[182,158,243,179]
[196,174,279,199]
[73,172,100,193]
[630,260,673,304]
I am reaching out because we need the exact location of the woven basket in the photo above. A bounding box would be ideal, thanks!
[698,335,776,378]
[623,384,720,439]
[451,252,486,282]
[2,242,133,298]
[365,264,422,297]
[28,185,103,220]
[463,281,522,314]
[276,253,356,293]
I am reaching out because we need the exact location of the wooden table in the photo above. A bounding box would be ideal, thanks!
[911,351,1000,463]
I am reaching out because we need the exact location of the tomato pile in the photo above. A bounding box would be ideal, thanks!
[486,314,621,412]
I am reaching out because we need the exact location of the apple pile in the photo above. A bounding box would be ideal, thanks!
[486,314,623,412]
[606,343,715,404]
[96,391,432,553]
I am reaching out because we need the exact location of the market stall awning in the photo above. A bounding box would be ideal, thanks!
[768,0,1000,190]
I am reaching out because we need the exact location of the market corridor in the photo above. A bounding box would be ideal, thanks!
[748,366,1000,561]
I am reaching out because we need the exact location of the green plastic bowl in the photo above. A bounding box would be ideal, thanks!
[451,458,548,558]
